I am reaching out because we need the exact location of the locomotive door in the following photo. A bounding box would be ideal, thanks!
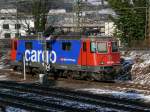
[81,41,87,66]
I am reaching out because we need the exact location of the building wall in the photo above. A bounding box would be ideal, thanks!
[0,9,34,39]
[47,9,115,36]
[0,19,34,39]
[105,22,115,36]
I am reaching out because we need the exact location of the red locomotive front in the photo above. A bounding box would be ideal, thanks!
[78,37,121,74]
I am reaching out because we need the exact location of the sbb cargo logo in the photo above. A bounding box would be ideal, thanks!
[25,50,57,64]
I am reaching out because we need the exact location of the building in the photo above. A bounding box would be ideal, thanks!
[0,9,34,39]
[47,9,115,36]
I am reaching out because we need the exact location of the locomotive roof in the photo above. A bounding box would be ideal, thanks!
[16,33,116,41]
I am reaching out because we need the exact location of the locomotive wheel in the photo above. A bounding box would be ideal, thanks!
[102,71,115,81]
[108,75,115,80]
[85,73,95,81]
[26,67,31,73]
[86,76,94,81]
[94,72,115,82]
[67,75,73,80]
[67,71,74,80]
[16,66,22,72]
[92,73,103,81]
[51,70,59,80]
[79,72,87,80]
[73,71,82,80]
[32,68,40,75]
[13,66,17,71]
[54,74,59,80]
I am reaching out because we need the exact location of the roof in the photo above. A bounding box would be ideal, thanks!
[0,9,17,14]
[16,33,115,41]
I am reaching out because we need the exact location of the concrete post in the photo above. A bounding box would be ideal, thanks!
[23,55,26,80]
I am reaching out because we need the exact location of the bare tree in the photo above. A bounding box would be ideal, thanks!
[32,0,49,33]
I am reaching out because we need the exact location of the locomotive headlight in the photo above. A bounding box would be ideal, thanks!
[100,61,104,65]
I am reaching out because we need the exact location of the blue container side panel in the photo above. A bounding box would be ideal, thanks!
[16,39,82,65]
[16,40,43,62]
[54,40,81,65]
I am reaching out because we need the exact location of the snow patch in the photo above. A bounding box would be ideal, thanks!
[0,75,9,80]
[6,106,28,112]
[80,88,150,102]
[119,51,150,85]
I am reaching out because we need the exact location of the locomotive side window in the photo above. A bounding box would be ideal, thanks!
[90,42,96,53]
[62,42,71,51]
[25,42,32,49]
[46,42,52,50]
[112,42,118,52]
[83,42,86,51]
[97,42,107,53]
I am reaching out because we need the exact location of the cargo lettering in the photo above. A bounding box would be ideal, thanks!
[25,50,57,64]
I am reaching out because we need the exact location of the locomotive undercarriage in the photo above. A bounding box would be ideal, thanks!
[12,66,117,81]
[12,61,119,81]
[55,70,116,81]
[48,64,118,81]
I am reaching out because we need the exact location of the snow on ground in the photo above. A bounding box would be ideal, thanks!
[121,50,150,85]
[0,65,4,69]
[0,88,124,112]
[0,75,9,80]
[79,88,150,103]
[6,106,28,112]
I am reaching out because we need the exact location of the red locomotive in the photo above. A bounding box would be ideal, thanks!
[10,31,121,81]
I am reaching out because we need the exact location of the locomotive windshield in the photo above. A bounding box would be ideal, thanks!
[97,42,107,53]
[90,42,107,53]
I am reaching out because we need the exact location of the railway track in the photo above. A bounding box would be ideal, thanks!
[0,90,88,112]
[50,77,150,94]
[0,81,149,112]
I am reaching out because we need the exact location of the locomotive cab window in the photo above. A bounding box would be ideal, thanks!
[97,42,107,53]
[25,42,32,49]
[112,42,118,52]
[90,42,96,53]
[46,42,52,50]
[62,42,71,51]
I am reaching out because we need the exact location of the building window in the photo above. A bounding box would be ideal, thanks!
[62,42,71,51]
[4,33,11,38]
[3,24,9,29]
[25,42,32,49]
[100,27,105,35]
[15,33,21,37]
[15,24,21,29]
